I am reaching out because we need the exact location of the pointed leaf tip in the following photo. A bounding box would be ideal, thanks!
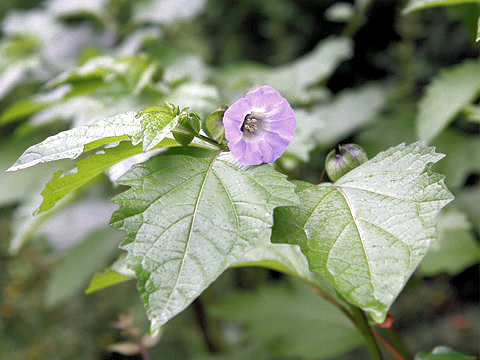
[110,152,299,331]
[273,142,453,322]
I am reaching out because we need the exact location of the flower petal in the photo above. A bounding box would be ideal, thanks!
[223,85,296,165]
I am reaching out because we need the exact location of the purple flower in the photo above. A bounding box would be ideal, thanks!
[223,85,296,165]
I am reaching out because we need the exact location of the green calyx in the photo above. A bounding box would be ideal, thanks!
[325,143,368,182]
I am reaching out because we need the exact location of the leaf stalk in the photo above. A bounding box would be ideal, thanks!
[351,306,383,360]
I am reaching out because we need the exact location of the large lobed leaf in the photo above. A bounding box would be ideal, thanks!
[416,59,480,143]
[273,142,453,322]
[110,152,299,331]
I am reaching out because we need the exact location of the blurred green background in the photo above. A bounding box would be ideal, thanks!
[0,0,478,359]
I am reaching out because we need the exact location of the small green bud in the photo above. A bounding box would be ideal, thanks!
[325,143,368,182]
[204,105,228,142]
[172,111,201,147]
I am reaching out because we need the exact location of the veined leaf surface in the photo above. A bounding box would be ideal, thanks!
[8,105,186,172]
[110,152,298,331]
[272,142,453,322]
[7,112,142,171]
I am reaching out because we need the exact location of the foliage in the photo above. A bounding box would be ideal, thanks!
[273,143,453,323]
[0,0,478,359]
[416,59,480,143]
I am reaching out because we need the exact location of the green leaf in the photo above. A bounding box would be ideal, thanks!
[234,242,318,283]
[51,55,130,85]
[313,84,387,146]
[214,37,352,104]
[272,142,453,322]
[44,227,122,307]
[477,16,480,42]
[46,0,107,19]
[86,254,136,294]
[404,0,479,13]
[166,83,219,118]
[463,104,480,123]
[133,0,207,24]
[7,112,143,171]
[420,209,480,276]
[266,37,353,101]
[37,141,142,214]
[283,84,386,165]
[325,2,355,22]
[85,269,133,294]
[415,346,476,360]
[7,105,198,173]
[0,97,49,126]
[209,279,363,359]
[233,240,345,307]
[0,55,40,100]
[0,137,71,206]
[434,129,480,191]
[357,104,417,156]
[110,152,299,331]
[416,59,480,143]
[139,104,181,151]
[8,192,60,255]
[456,185,480,233]
[288,84,386,163]
[283,109,317,162]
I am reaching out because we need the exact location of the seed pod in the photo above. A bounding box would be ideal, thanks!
[325,143,368,182]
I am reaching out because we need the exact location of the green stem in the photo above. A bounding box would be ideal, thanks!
[192,296,221,353]
[196,133,226,149]
[351,307,383,360]
[342,0,374,38]
[311,285,354,323]
[384,328,411,360]
[173,129,225,150]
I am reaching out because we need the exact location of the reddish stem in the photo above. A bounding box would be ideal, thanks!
[371,328,405,360]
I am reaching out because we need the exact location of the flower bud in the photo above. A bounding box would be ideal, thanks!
[172,111,201,147]
[205,105,228,142]
[325,143,368,182]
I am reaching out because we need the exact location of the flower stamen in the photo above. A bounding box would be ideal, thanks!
[241,112,263,135]
[222,85,296,165]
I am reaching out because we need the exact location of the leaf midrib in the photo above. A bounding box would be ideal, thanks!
[334,185,375,297]
[162,152,221,311]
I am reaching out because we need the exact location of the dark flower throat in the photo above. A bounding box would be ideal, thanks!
[241,112,263,135]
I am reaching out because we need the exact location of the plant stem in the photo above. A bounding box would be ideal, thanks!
[192,296,220,353]
[342,0,374,38]
[311,284,407,359]
[371,328,406,360]
[351,307,383,360]
[138,343,152,360]
[318,167,326,183]
[197,133,226,150]
[383,328,411,360]
[311,286,354,323]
